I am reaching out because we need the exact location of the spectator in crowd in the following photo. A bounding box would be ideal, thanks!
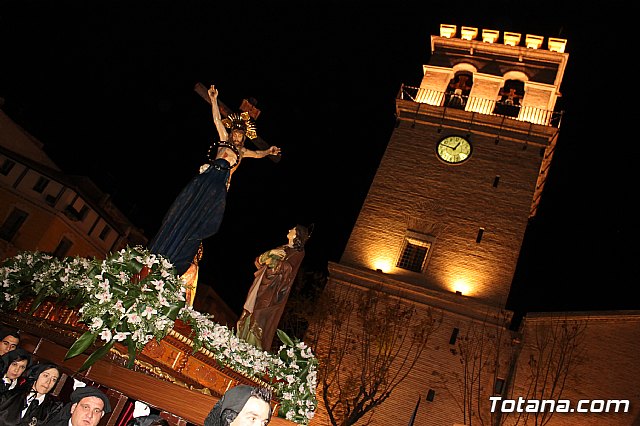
[204,385,272,426]
[0,348,32,395]
[43,385,111,426]
[0,327,20,357]
[0,362,63,425]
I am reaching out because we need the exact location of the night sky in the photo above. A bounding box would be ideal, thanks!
[0,1,635,317]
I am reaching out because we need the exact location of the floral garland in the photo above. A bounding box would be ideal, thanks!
[0,246,317,425]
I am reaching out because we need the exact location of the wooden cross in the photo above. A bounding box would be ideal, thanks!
[193,82,280,163]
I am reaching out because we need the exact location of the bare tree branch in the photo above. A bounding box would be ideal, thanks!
[303,284,440,426]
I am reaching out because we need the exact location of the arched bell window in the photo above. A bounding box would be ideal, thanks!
[494,79,525,117]
[445,72,473,109]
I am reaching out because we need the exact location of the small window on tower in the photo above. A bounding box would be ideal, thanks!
[396,231,435,273]
[494,79,524,117]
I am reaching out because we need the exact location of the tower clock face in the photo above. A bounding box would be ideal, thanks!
[436,135,472,164]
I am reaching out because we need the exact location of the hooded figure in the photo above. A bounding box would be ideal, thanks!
[204,385,273,426]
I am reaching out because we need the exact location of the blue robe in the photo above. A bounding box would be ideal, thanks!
[149,159,230,275]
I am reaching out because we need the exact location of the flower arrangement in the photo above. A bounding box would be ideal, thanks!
[0,246,317,425]
[180,309,318,423]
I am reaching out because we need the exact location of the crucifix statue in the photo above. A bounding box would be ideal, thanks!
[148,83,281,281]
[193,82,280,163]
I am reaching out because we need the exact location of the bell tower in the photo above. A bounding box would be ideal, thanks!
[339,25,568,308]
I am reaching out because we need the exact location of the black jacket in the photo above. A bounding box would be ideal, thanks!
[0,385,63,425]
[0,378,19,396]
[39,402,73,426]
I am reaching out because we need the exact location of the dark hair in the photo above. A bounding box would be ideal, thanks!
[1,347,32,375]
[219,408,238,426]
[25,362,60,384]
[251,386,272,405]
[204,386,273,426]
[292,225,310,250]
[0,327,20,341]
[126,414,169,426]
[220,387,272,425]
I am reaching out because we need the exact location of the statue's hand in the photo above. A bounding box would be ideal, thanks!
[208,85,218,100]
[268,146,281,156]
[261,248,286,269]
[271,248,287,258]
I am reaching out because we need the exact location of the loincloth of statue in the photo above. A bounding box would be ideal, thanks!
[149,158,230,276]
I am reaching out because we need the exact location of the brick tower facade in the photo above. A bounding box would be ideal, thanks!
[311,25,640,426]
[340,25,567,308]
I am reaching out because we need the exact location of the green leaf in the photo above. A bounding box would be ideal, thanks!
[67,291,86,307]
[29,291,50,314]
[78,339,116,372]
[103,272,126,295]
[86,264,100,278]
[111,281,130,296]
[163,302,184,321]
[276,329,294,347]
[126,337,137,369]
[65,331,98,360]
[125,258,144,274]
[53,294,66,306]
[121,295,137,310]
[13,283,33,298]
[299,361,310,377]
[116,321,128,333]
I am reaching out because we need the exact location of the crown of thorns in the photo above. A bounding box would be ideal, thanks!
[222,112,257,140]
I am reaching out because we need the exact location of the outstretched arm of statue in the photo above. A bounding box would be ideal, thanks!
[208,85,229,142]
[242,145,281,159]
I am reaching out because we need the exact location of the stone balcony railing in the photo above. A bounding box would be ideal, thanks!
[398,84,563,128]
